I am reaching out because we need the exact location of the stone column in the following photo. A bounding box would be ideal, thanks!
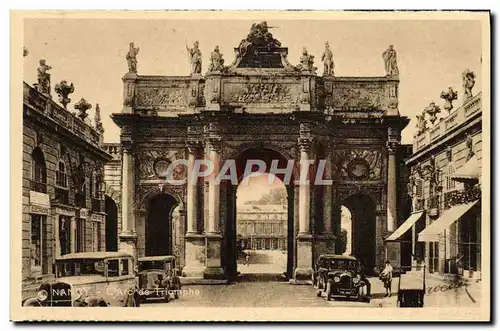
[203,136,224,279]
[119,141,137,260]
[386,142,398,232]
[183,141,205,278]
[294,134,314,281]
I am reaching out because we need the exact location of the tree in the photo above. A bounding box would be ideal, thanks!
[244,187,287,205]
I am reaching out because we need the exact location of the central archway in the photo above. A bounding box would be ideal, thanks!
[223,148,297,281]
[341,193,377,274]
[145,193,178,256]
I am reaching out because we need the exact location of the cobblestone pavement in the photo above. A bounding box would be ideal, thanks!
[142,275,482,308]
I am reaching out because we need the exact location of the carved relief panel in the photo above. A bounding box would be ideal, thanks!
[137,149,187,180]
[134,87,188,110]
[332,148,383,181]
[222,81,300,109]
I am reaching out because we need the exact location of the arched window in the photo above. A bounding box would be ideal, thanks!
[56,161,67,188]
[31,147,47,193]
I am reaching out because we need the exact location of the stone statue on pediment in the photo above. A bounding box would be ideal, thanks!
[186,40,202,75]
[237,21,281,57]
[208,46,225,72]
[321,42,335,76]
[382,45,399,76]
[126,42,139,73]
[297,47,316,73]
[37,59,52,94]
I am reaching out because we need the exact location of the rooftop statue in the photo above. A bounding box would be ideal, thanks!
[296,47,316,73]
[440,87,458,112]
[237,21,281,57]
[321,42,335,76]
[54,80,75,109]
[382,45,399,76]
[37,59,52,95]
[462,69,476,100]
[186,40,202,75]
[208,46,225,72]
[126,42,139,73]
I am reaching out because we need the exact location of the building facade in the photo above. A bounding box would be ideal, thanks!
[389,73,482,278]
[237,205,288,251]
[110,22,411,281]
[22,72,112,292]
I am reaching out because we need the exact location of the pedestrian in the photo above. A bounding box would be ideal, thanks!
[245,251,250,266]
[379,260,393,297]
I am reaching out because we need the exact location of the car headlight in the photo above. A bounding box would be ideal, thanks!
[71,289,83,302]
[353,277,360,284]
[36,289,48,302]
[333,276,340,283]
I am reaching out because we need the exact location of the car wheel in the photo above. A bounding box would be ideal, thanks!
[326,282,332,301]
[174,285,179,299]
[164,287,170,303]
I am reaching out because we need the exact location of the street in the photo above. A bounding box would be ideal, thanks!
[142,276,482,308]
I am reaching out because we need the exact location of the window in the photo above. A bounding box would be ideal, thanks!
[120,259,130,276]
[59,216,71,255]
[265,223,272,235]
[256,223,263,234]
[31,148,47,193]
[446,165,456,191]
[56,161,68,188]
[107,259,119,277]
[415,179,423,198]
[30,215,43,274]
[76,218,85,253]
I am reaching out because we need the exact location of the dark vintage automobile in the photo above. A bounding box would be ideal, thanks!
[315,255,369,302]
[22,252,140,307]
[137,255,182,303]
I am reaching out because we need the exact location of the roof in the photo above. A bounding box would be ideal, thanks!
[138,255,176,262]
[56,252,133,261]
[318,254,357,261]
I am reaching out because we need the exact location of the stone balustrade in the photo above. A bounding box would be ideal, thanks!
[413,92,482,153]
[23,82,103,147]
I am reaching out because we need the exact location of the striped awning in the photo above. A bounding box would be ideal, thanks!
[418,200,479,242]
[385,212,424,241]
[452,155,480,181]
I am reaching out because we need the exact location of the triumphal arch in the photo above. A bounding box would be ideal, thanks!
[112,22,410,281]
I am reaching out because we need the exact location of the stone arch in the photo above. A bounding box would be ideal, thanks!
[137,185,185,212]
[105,184,121,205]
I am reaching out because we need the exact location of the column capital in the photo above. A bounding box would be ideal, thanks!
[298,137,313,152]
[207,136,222,152]
[121,140,134,153]
[386,141,398,154]
[186,139,203,154]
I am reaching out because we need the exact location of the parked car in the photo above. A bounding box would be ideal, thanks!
[315,255,368,302]
[22,252,140,307]
[137,255,181,303]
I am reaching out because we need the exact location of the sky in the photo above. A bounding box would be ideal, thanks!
[23,18,482,145]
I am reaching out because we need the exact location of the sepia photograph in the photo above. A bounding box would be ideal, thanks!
[10,10,490,322]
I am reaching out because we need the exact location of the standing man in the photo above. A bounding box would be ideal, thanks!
[380,260,393,297]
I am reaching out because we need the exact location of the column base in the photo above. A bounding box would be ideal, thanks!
[204,233,225,280]
[119,232,137,264]
[294,233,313,282]
[203,267,225,280]
[183,233,206,278]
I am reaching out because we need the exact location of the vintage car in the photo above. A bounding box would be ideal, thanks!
[315,255,368,302]
[22,252,140,307]
[137,255,181,303]
[312,254,331,287]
